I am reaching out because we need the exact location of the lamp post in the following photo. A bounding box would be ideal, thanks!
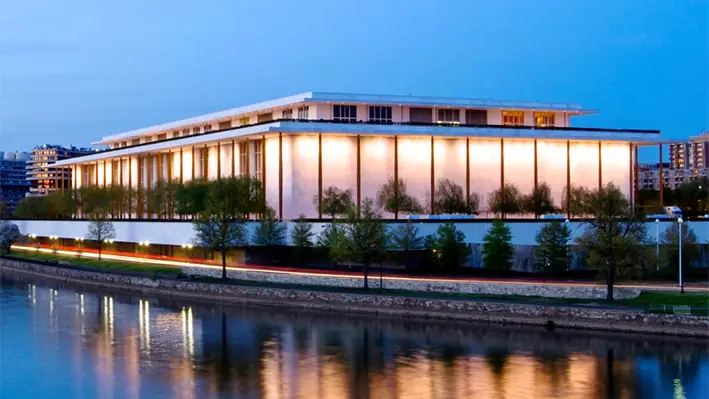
[678,217,684,294]
[565,219,571,271]
[655,219,660,271]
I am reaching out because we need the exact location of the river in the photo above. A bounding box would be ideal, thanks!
[0,274,707,399]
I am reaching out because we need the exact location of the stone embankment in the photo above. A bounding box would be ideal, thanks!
[2,257,707,337]
[183,265,642,300]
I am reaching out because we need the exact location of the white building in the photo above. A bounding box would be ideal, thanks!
[54,92,663,220]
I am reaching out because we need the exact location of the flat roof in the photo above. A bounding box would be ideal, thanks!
[95,92,598,144]
[59,120,662,167]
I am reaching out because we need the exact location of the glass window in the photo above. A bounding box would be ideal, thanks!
[157,133,167,141]
[437,109,460,124]
[192,127,201,135]
[333,105,357,122]
[534,111,555,127]
[282,109,293,119]
[239,117,250,126]
[368,106,392,123]
[204,124,212,132]
[502,110,525,126]
[239,142,248,176]
[297,106,309,119]
[218,121,232,130]
[253,140,263,180]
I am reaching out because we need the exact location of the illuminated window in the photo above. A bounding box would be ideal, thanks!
[297,106,309,119]
[502,110,524,126]
[239,142,248,176]
[239,117,250,126]
[533,111,555,127]
[253,140,263,180]
[437,109,460,124]
[282,109,293,119]
[333,105,357,122]
[369,106,392,123]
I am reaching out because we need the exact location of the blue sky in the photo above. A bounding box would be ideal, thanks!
[1,0,707,161]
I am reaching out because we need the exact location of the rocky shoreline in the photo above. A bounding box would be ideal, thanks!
[2,257,707,338]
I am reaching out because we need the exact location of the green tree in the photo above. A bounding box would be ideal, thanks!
[314,186,354,219]
[673,177,708,216]
[562,185,589,218]
[252,208,286,264]
[291,214,314,265]
[376,177,422,219]
[575,183,649,301]
[86,219,116,260]
[13,196,48,219]
[661,223,700,271]
[534,221,571,275]
[317,221,348,264]
[252,208,286,246]
[344,198,387,289]
[430,222,471,273]
[0,222,21,254]
[146,179,180,219]
[192,176,260,279]
[176,180,210,218]
[488,183,523,218]
[390,221,425,269]
[482,219,514,271]
[523,182,557,218]
[434,178,479,214]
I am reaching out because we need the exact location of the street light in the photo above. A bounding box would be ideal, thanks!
[678,217,684,294]
[565,219,572,271]
[655,219,660,271]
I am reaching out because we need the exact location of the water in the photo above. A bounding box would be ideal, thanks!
[0,275,707,399]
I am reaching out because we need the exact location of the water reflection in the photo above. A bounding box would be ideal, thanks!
[1,275,707,399]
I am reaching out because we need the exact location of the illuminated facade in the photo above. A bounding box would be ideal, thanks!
[54,92,663,219]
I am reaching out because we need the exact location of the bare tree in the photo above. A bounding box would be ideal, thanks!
[86,219,116,260]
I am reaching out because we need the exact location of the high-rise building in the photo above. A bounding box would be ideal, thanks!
[26,145,94,196]
[669,131,709,171]
[0,151,31,215]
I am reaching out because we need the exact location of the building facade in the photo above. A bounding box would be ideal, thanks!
[54,92,663,220]
[0,151,31,215]
[669,131,709,170]
[26,145,94,196]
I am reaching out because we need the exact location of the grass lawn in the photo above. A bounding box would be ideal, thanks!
[7,250,182,276]
[616,292,709,308]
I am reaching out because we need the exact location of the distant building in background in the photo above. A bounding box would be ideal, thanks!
[669,131,709,170]
[0,151,31,215]
[639,131,709,190]
[26,145,94,196]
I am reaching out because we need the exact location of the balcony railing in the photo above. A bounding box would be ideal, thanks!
[76,118,661,161]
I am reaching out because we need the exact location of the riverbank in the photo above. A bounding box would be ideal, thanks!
[2,256,708,337]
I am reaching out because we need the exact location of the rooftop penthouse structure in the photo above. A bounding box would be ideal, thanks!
[54,92,663,219]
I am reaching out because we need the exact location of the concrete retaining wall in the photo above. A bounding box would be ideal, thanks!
[183,265,642,300]
[2,257,707,337]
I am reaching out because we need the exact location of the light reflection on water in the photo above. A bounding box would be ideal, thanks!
[1,275,707,399]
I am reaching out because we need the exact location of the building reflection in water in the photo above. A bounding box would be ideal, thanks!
[7,277,708,399]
